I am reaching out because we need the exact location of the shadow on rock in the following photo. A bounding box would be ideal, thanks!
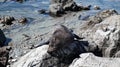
[0,46,12,67]
[4,38,12,46]
[0,29,6,47]
[0,29,12,67]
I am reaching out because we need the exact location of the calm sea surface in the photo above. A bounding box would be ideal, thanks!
[0,0,120,19]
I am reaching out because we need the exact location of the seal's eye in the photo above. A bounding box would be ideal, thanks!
[50,44,54,47]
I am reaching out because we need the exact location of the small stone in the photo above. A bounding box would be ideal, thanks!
[18,17,27,24]
[10,59,17,62]
[38,9,48,14]
[94,5,101,10]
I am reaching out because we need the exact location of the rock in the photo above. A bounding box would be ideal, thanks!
[50,0,60,4]
[0,16,15,25]
[49,3,65,16]
[0,29,6,47]
[40,54,69,67]
[18,17,27,24]
[115,51,120,57]
[82,9,118,29]
[16,0,25,3]
[77,9,120,57]
[38,9,49,14]
[38,9,46,14]
[69,53,120,67]
[3,0,26,3]
[97,9,118,19]
[94,5,101,10]
[12,45,49,67]
[78,5,91,10]
[50,0,73,4]
[49,0,90,16]
[63,1,80,11]
[0,46,12,67]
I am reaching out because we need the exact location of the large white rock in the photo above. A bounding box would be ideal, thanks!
[11,45,49,67]
[78,14,120,57]
[69,53,120,67]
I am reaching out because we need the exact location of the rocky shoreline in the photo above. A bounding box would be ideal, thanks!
[0,0,120,67]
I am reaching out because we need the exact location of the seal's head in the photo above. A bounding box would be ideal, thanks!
[47,25,74,57]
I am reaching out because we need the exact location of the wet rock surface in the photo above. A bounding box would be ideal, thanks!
[49,0,90,16]
[0,16,15,26]
[38,9,49,14]
[18,17,28,24]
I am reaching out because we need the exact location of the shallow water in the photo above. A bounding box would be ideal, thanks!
[0,0,120,19]
[76,0,120,12]
[0,0,49,19]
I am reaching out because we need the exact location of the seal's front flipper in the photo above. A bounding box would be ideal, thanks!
[73,34,84,40]
[33,40,50,48]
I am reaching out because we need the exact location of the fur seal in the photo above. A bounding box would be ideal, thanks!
[34,25,85,62]
[47,25,80,54]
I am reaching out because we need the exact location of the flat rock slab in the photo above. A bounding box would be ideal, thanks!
[69,53,120,67]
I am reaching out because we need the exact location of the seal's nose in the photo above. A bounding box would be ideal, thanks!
[47,50,52,54]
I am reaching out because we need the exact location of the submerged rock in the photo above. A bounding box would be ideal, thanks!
[93,5,101,10]
[38,9,49,14]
